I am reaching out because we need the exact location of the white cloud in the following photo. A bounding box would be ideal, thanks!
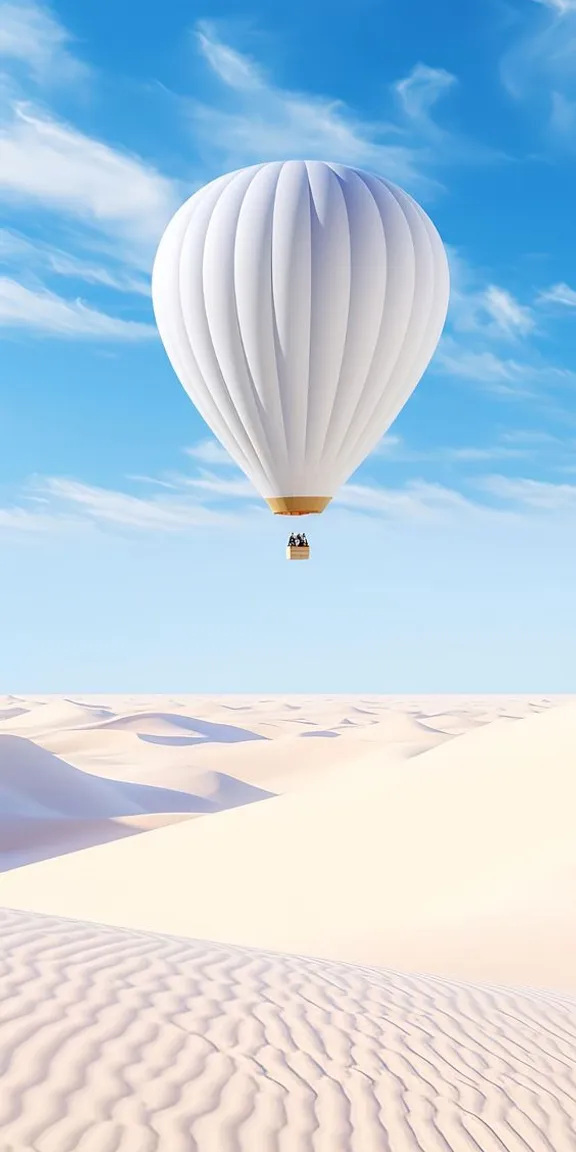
[178,469,257,499]
[374,433,404,457]
[0,4,179,340]
[446,248,534,339]
[447,444,534,462]
[195,24,263,92]
[185,440,237,466]
[127,475,181,490]
[499,428,563,447]
[437,337,576,394]
[189,23,492,190]
[0,105,178,265]
[193,45,416,180]
[537,282,576,307]
[336,479,474,519]
[501,0,576,143]
[37,477,247,532]
[0,277,155,339]
[0,504,68,531]
[0,468,476,535]
[0,1,180,342]
[482,285,535,336]
[0,3,179,337]
[435,340,530,392]
[534,0,576,13]
[5,447,576,537]
[394,63,457,124]
[0,228,150,294]
[480,474,576,510]
[0,0,87,83]
[440,250,576,397]
[372,431,538,464]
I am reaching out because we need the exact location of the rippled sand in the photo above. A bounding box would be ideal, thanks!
[1,907,575,1152]
[1,694,575,1150]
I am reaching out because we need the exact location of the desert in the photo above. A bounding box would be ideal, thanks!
[0,695,575,1149]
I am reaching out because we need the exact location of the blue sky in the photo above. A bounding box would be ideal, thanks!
[1,0,576,692]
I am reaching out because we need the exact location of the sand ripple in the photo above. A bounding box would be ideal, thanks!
[0,907,575,1151]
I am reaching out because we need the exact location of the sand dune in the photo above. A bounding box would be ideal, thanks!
[37,721,433,797]
[0,706,30,722]
[0,695,464,806]
[3,701,575,990]
[0,814,195,869]
[0,733,223,819]
[0,692,559,739]
[0,694,574,1149]
[0,698,116,734]
[0,693,560,796]
[0,694,511,865]
[0,732,271,868]
[0,907,573,1152]
[75,710,270,744]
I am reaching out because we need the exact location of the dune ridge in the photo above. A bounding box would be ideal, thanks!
[0,695,575,1149]
[0,907,574,1151]
[0,728,273,868]
[0,692,563,818]
[3,700,575,989]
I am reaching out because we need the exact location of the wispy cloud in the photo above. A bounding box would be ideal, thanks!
[438,248,575,397]
[339,472,576,521]
[482,285,535,336]
[195,25,263,92]
[446,248,534,339]
[0,468,480,535]
[437,336,576,395]
[0,228,150,294]
[0,104,178,265]
[372,431,535,463]
[0,0,88,83]
[480,474,576,511]
[0,277,155,339]
[0,503,70,532]
[30,477,251,532]
[189,22,494,191]
[435,339,534,394]
[176,468,257,499]
[336,479,474,520]
[4,442,576,536]
[533,0,576,16]
[0,2,180,343]
[185,440,237,467]
[500,0,576,144]
[499,428,565,447]
[394,63,456,123]
[537,281,576,307]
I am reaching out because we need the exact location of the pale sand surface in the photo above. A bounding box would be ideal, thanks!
[0,814,196,869]
[0,694,550,867]
[0,693,563,873]
[0,693,562,804]
[2,698,575,991]
[1,694,575,1150]
[0,906,575,1152]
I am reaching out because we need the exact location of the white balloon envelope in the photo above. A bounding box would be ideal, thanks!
[152,159,450,525]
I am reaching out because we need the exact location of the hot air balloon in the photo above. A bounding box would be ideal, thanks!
[151,160,450,560]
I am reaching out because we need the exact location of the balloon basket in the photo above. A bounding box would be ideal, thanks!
[286,545,310,561]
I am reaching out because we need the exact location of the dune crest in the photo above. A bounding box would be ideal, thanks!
[0,692,550,868]
[3,700,575,989]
